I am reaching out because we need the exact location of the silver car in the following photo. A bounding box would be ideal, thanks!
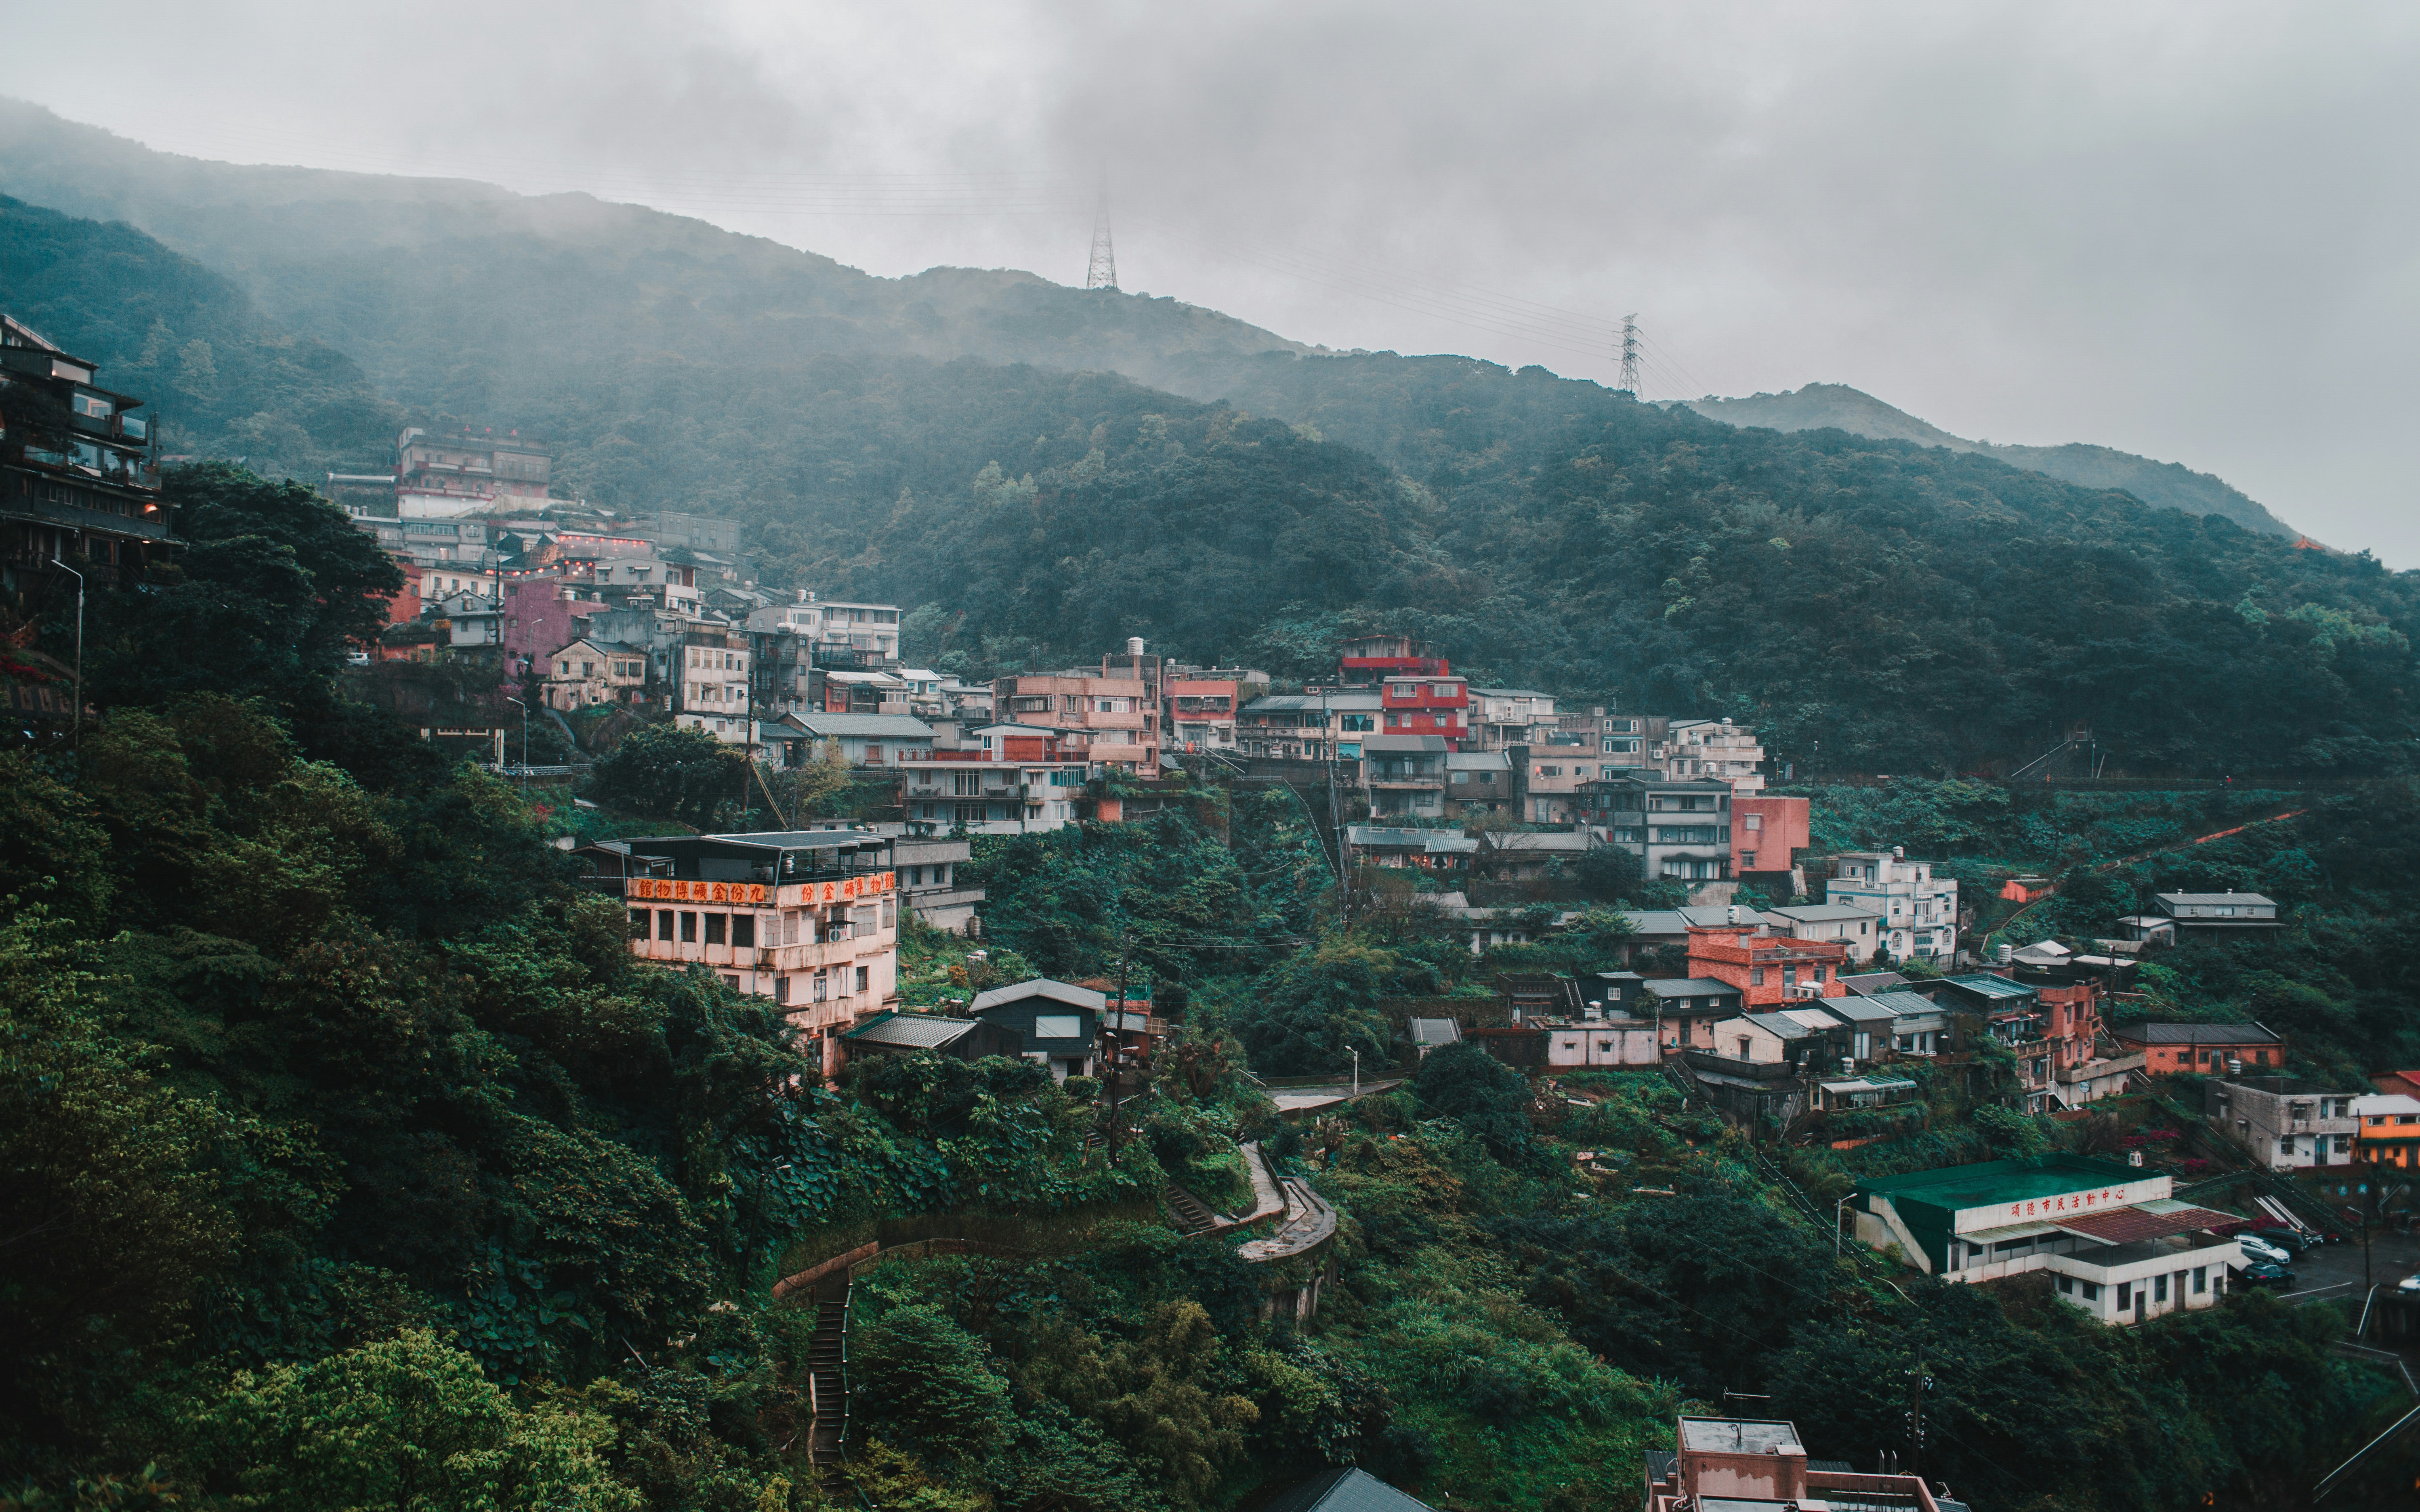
[2238,1235,2292,1266]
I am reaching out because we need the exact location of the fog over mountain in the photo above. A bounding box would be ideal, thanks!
[0,1,2412,558]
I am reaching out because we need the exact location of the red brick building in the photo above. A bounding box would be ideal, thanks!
[1684,923,1850,1006]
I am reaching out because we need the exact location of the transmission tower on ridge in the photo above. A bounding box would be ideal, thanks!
[1617,314,1641,396]
[1085,176,1118,291]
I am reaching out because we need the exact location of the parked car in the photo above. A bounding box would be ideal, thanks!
[2239,1262,2295,1290]
[2238,1235,2293,1265]
[2251,1227,2315,1254]
[2397,1274,2420,1294]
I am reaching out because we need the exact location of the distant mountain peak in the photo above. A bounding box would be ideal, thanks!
[1682,384,2293,538]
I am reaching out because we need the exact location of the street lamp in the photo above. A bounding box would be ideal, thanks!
[49,553,84,741]
[504,696,528,790]
[1351,1046,1360,1099]
[1836,1191,1857,1257]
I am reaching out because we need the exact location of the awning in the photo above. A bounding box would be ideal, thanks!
[2053,1202,2239,1246]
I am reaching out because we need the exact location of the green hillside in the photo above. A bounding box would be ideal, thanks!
[1685,383,2296,539]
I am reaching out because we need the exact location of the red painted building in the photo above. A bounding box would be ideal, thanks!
[1684,923,1851,1006]
[1379,672,1468,746]
[1731,794,1809,878]
[1336,633,1450,684]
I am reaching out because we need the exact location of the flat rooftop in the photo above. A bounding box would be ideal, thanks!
[1863,1155,2143,1214]
[1678,1418,1802,1455]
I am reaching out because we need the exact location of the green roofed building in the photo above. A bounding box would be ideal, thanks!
[1852,1154,2247,1325]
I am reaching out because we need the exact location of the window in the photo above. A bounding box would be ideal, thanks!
[1744,814,1762,831]
[2153,1273,2168,1303]
[2116,1281,2132,1310]
[881,899,895,929]
[2081,1281,2101,1301]
[705,912,727,946]
[680,911,698,944]
[856,966,870,996]
[813,971,829,1002]
[954,772,981,796]
[775,975,790,1004]
[2193,1267,2207,1293]
[657,910,676,942]
[630,910,650,939]
[733,914,757,948]
[2281,1136,2296,1155]
[1034,1014,1082,1040]
[2057,1274,2075,1295]
[1750,968,1766,986]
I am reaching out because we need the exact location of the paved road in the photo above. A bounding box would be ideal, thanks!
[2277,1229,2420,1308]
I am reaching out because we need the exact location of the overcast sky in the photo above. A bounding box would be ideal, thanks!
[6,1,2417,558]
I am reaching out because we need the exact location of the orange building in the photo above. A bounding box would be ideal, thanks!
[2110,1021,2285,1074]
[2353,1094,2420,1169]
[1684,923,1850,1007]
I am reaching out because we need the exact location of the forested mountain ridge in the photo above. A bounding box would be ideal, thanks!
[1683,383,2295,539]
[0,99,1310,430]
[2,104,2413,776]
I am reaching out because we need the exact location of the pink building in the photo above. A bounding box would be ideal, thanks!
[1732,794,1809,879]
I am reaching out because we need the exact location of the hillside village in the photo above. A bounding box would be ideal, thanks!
[9,294,2420,1510]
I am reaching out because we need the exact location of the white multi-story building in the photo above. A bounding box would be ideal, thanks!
[1664,719,1767,791]
[1826,847,1959,963]
[674,635,754,744]
[2204,1076,2359,1170]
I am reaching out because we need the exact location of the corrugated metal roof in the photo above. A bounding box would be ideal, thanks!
[1242,693,1382,712]
[968,978,1105,1014]
[2112,1021,2284,1045]
[1859,990,1952,1019]
[2158,891,2277,906]
[778,713,936,738]
[1940,973,2037,999]
[1767,904,1882,923]
[1645,977,1741,998]
[1484,831,1591,851]
[1445,751,1510,770]
[1409,1017,1462,1045]
[1253,1467,1439,1512]
[2054,1204,2237,1245]
[1842,970,1911,995]
[842,1012,979,1048]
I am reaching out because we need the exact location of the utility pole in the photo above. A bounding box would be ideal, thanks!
[1085,172,1119,291]
[50,554,86,742]
[1323,682,1347,928]
[1105,931,1132,1148]
[1905,1354,1930,1477]
[1617,315,1641,397]
[504,696,528,791]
